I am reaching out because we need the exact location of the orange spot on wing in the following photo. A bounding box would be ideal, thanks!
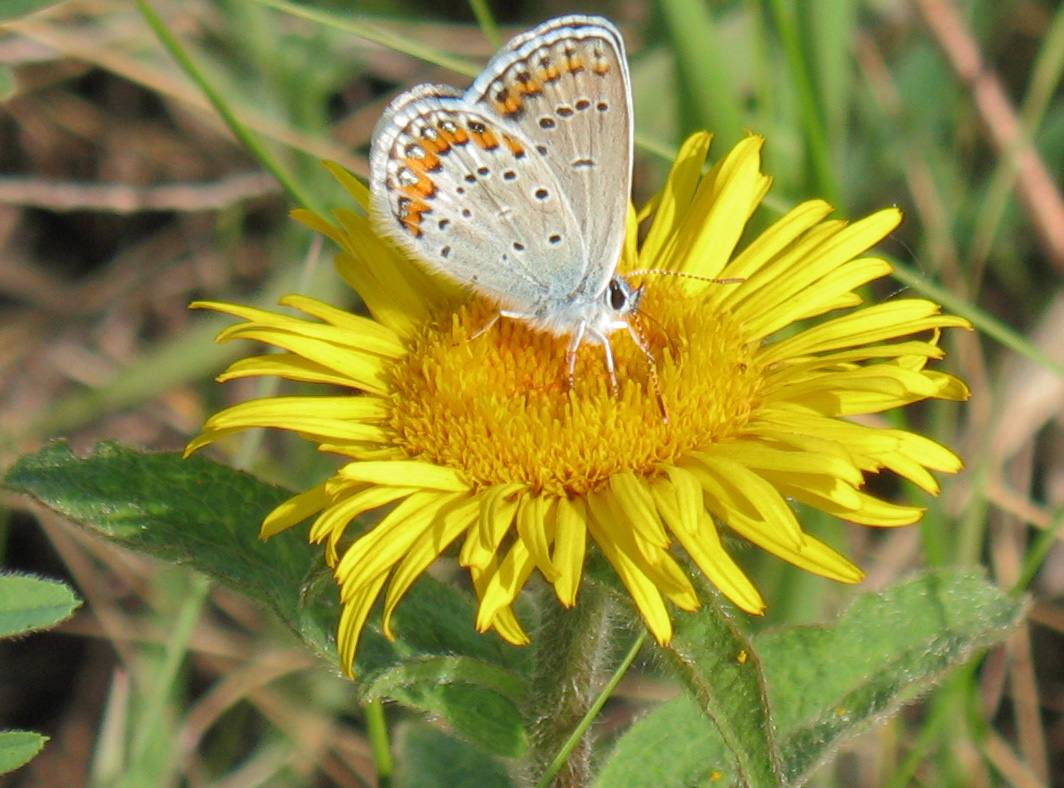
[404,151,440,172]
[422,137,451,156]
[400,171,436,200]
[496,95,523,116]
[471,126,500,150]
[517,77,543,96]
[502,135,525,158]
[439,125,469,146]
[398,198,431,236]
[537,63,561,83]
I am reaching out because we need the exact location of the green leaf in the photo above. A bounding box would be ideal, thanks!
[0,731,48,776]
[593,694,729,788]
[393,723,515,788]
[362,656,528,757]
[594,569,1024,788]
[4,441,318,631]
[4,442,530,755]
[0,573,81,638]
[0,1,67,22]
[764,568,1024,785]
[656,580,782,787]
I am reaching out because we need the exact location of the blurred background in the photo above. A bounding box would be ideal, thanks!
[1,0,1062,785]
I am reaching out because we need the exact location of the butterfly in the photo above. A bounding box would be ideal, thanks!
[369,16,649,394]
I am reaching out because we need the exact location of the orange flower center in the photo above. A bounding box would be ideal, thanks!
[385,283,765,496]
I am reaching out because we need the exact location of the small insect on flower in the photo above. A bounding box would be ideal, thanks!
[187,15,970,677]
[370,15,645,396]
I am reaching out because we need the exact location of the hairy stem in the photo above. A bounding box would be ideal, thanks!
[525,583,615,788]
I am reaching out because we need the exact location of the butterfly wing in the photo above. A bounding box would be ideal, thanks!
[467,16,633,304]
[369,16,632,326]
[369,85,586,320]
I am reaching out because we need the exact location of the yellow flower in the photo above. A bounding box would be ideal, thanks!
[187,133,970,676]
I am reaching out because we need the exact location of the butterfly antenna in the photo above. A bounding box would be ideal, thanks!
[627,269,744,286]
[628,313,668,423]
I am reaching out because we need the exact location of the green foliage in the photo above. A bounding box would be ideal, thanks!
[0,574,80,776]
[0,732,49,777]
[594,570,1024,787]
[393,723,514,788]
[4,442,527,758]
[0,1,67,22]
[5,442,317,635]
[4,443,1024,786]
[656,580,780,786]
[361,656,528,757]
[4,3,1055,782]
[0,573,80,638]
[0,65,15,102]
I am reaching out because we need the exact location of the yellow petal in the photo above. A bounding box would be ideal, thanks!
[675,135,770,282]
[726,520,864,584]
[199,396,389,446]
[610,472,670,548]
[585,515,674,644]
[310,485,418,566]
[587,492,697,604]
[334,491,455,589]
[743,257,894,339]
[382,495,479,638]
[291,207,346,248]
[216,353,366,388]
[516,495,559,582]
[279,294,406,357]
[460,483,524,570]
[552,496,587,606]
[217,326,390,394]
[760,300,969,364]
[321,160,371,209]
[469,562,530,645]
[261,481,330,538]
[337,572,390,676]
[686,452,805,550]
[639,132,714,267]
[721,199,835,281]
[337,460,469,491]
[683,509,765,615]
[476,537,540,632]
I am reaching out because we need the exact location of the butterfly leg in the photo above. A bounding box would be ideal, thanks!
[566,322,588,392]
[600,336,621,398]
[626,318,668,423]
[576,325,621,397]
[468,312,502,341]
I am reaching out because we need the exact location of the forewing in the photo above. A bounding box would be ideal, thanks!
[369,85,586,317]
[467,16,633,300]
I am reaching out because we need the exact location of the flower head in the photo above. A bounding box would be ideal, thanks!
[187,134,969,675]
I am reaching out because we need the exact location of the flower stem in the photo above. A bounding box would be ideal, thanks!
[526,583,616,788]
[365,699,392,787]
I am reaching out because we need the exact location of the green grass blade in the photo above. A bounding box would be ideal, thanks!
[968,3,1064,275]
[249,0,481,78]
[135,0,322,213]
[467,0,501,50]
[656,0,746,144]
[767,0,839,205]
[806,0,857,151]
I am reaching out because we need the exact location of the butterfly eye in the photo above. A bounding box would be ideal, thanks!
[608,279,627,311]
